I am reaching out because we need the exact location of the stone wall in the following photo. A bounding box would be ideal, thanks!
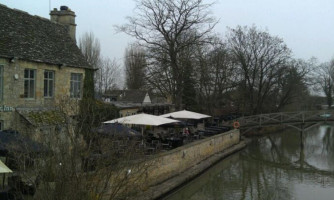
[0,58,86,129]
[146,129,240,186]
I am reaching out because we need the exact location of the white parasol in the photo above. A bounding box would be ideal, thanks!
[104,113,180,142]
[104,113,180,126]
[160,110,211,120]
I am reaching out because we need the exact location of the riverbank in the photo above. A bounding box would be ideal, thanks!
[135,139,247,200]
[160,125,334,200]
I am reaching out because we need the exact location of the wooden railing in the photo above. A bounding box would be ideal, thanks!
[223,110,334,132]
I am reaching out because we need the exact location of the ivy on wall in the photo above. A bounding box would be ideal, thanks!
[82,68,95,99]
[78,69,119,140]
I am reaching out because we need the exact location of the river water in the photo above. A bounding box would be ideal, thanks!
[165,125,334,200]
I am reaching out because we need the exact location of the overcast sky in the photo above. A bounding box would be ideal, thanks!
[2,0,334,65]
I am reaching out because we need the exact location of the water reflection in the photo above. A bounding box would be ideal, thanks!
[165,125,334,200]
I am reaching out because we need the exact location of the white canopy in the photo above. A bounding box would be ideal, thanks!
[160,110,211,120]
[104,113,180,126]
[0,160,12,173]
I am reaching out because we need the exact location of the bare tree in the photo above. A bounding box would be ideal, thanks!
[195,37,238,114]
[79,32,121,95]
[124,45,147,89]
[315,59,334,108]
[227,26,292,114]
[79,32,101,69]
[96,58,121,94]
[272,59,311,111]
[9,98,151,200]
[118,0,217,109]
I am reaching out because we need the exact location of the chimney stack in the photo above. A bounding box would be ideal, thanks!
[50,6,77,42]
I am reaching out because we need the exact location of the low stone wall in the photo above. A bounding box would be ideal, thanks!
[146,129,240,186]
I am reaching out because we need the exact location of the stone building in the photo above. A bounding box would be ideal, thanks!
[0,4,91,131]
[102,90,174,117]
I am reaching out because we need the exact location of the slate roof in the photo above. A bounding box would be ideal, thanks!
[0,4,90,69]
[121,90,149,103]
[104,90,150,103]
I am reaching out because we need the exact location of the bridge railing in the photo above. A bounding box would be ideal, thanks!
[224,110,334,128]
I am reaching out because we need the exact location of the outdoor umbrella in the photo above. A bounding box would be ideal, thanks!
[104,113,180,126]
[0,159,12,189]
[104,113,180,140]
[160,110,211,120]
[0,130,46,156]
[0,160,12,174]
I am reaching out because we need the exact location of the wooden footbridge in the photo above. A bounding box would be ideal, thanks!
[224,110,334,133]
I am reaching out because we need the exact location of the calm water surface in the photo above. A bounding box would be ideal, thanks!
[165,125,334,200]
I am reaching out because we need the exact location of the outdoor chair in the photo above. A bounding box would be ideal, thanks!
[161,142,170,150]
[192,133,200,140]
[152,140,161,150]
[145,142,156,155]
[135,143,145,154]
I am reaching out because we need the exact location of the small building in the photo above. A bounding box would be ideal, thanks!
[102,90,174,116]
[103,90,152,104]
[0,4,92,131]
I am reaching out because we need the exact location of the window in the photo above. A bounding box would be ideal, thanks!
[70,73,82,98]
[0,65,3,101]
[44,70,54,98]
[24,69,36,98]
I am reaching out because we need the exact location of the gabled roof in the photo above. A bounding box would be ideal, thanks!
[104,90,151,103]
[121,90,150,103]
[0,4,90,69]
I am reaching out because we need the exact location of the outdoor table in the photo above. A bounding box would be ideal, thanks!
[161,143,170,149]
[145,143,156,154]
[196,130,205,136]
[192,134,200,140]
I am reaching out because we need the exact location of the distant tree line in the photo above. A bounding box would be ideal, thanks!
[314,59,334,108]
[117,0,328,115]
[76,0,332,115]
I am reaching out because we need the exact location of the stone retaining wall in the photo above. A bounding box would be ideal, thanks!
[146,129,240,186]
